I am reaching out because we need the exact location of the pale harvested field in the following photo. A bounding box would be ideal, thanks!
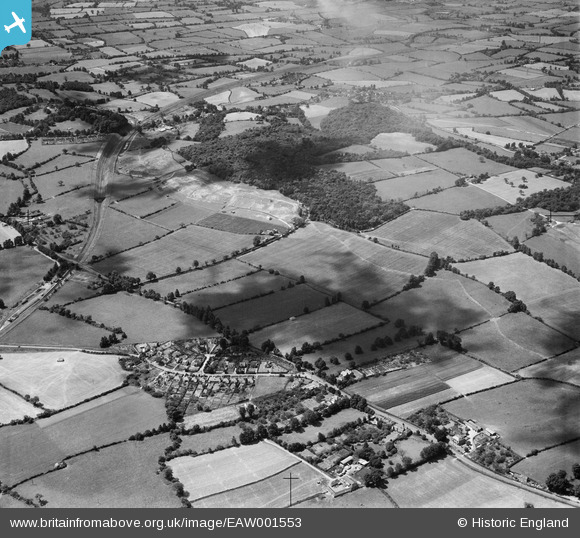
[460,314,575,371]
[519,348,580,386]
[0,351,126,410]
[526,224,580,276]
[389,389,460,419]
[194,462,327,508]
[388,457,569,508]
[372,210,512,260]
[15,434,180,508]
[241,222,426,305]
[169,442,299,502]
[445,366,514,393]
[0,387,41,424]
[183,405,240,429]
[249,303,382,355]
[298,486,395,508]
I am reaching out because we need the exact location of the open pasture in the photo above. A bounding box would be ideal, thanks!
[279,409,367,445]
[370,133,435,154]
[197,212,288,234]
[369,155,435,176]
[374,169,459,200]
[44,275,99,306]
[487,211,536,241]
[511,439,580,486]
[178,426,241,455]
[526,224,580,276]
[527,288,580,341]
[444,380,580,456]
[0,179,24,214]
[241,222,427,305]
[0,351,126,410]
[92,209,169,258]
[371,271,509,332]
[519,348,580,386]
[169,442,299,502]
[194,462,326,508]
[476,171,570,205]
[34,165,94,199]
[387,457,569,508]
[460,313,576,372]
[15,434,180,508]
[0,387,41,425]
[249,303,382,356]
[69,292,218,343]
[411,186,508,214]
[145,202,215,229]
[114,190,176,218]
[94,226,253,280]
[0,310,108,348]
[184,271,288,309]
[0,386,167,486]
[215,284,328,332]
[372,210,512,260]
[418,148,516,177]
[0,247,53,308]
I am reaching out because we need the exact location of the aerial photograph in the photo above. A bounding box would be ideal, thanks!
[0,0,579,510]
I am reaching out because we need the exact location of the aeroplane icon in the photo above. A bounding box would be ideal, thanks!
[4,12,26,34]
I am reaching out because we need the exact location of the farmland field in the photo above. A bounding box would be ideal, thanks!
[279,409,367,444]
[94,226,253,280]
[34,166,94,199]
[241,222,427,304]
[15,434,180,508]
[443,380,580,455]
[144,202,216,229]
[0,310,109,348]
[459,314,576,371]
[519,348,580,386]
[370,132,435,154]
[371,271,510,333]
[298,486,395,508]
[487,211,536,241]
[0,179,24,214]
[0,387,41,425]
[387,457,569,508]
[372,210,512,260]
[178,425,242,454]
[169,442,300,502]
[194,462,327,508]
[525,224,580,276]
[0,386,167,486]
[68,292,218,343]
[417,148,516,176]
[249,303,382,355]
[374,169,459,201]
[411,186,508,214]
[114,191,176,218]
[215,284,328,332]
[196,212,288,234]
[144,260,252,297]
[182,271,288,309]
[0,247,53,308]
[511,439,580,486]
[183,405,240,429]
[0,351,126,410]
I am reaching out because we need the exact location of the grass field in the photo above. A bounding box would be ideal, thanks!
[145,259,251,297]
[194,462,327,508]
[0,386,167,486]
[241,222,427,305]
[183,271,288,309]
[369,155,435,176]
[249,303,382,355]
[417,148,516,177]
[457,253,580,339]
[0,387,41,425]
[511,439,580,485]
[178,425,242,454]
[460,314,576,371]
[0,310,109,348]
[444,380,580,455]
[44,274,99,306]
[487,211,536,241]
[387,457,569,508]
[169,442,300,502]
[279,409,367,445]
[0,247,53,308]
[145,202,216,230]
[411,186,508,214]
[0,351,126,410]
[14,434,180,508]
[298,486,395,508]
[114,191,176,218]
[372,210,512,260]
[0,179,24,214]
[197,212,288,234]
[94,226,253,280]
[68,292,218,343]
[34,165,94,199]
[371,132,435,154]
[92,209,170,258]
[519,348,580,386]
[215,284,328,332]
[374,169,459,201]
[371,271,509,333]
[525,224,580,276]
